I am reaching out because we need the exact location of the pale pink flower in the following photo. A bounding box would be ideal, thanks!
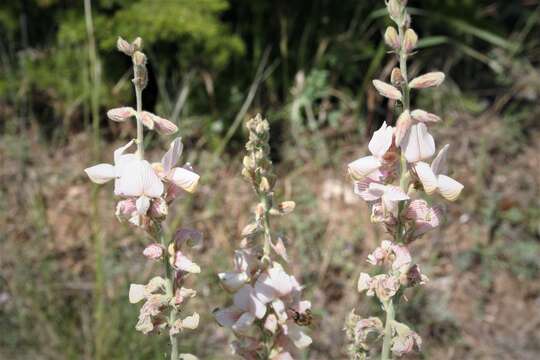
[128,276,167,304]
[409,72,445,89]
[170,250,201,273]
[214,284,267,334]
[401,123,436,163]
[391,244,412,273]
[413,144,464,201]
[399,264,429,287]
[373,80,403,100]
[357,273,372,293]
[154,138,200,194]
[348,122,395,180]
[355,182,409,216]
[218,249,258,292]
[143,243,163,260]
[172,287,197,306]
[358,273,400,301]
[169,312,199,336]
[405,199,443,237]
[354,317,384,350]
[410,109,441,123]
[367,240,394,266]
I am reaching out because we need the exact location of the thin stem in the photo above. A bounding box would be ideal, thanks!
[170,308,179,360]
[135,85,144,159]
[159,228,178,360]
[261,194,272,258]
[381,300,395,360]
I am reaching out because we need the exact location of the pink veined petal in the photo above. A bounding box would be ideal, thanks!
[437,175,464,201]
[348,156,381,179]
[285,323,313,349]
[414,162,438,194]
[383,185,409,201]
[234,285,267,318]
[232,312,256,334]
[168,167,200,193]
[368,122,394,158]
[175,254,201,273]
[214,306,242,327]
[140,160,164,197]
[431,144,450,175]
[161,137,183,174]
[402,123,436,163]
[140,111,155,130]
[135,195,151,215]
[85,163,115,184]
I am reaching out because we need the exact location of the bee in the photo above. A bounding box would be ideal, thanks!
[289,308,314,327]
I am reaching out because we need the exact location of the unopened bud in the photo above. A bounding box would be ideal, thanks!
[403,29,418,53]
[132,51,147,66]
[259,177,270,192]
[395,110,412,147]
[132,37,143,51]
[242,155,255,170]
[390,68,404,87]
[410,109,441,123]
[372,80,402,101]
[277,201,296,214]
[143,243,164,260]
[107,107,136,122]
[387,0,402,23]
[153,116,178,135]
[117,36,133,56]
[384,27,400,50]
[409,72,445,89]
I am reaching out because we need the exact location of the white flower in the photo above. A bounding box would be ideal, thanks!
[413,144,464,201]
[348,122,395,180]
[401,123,436,163]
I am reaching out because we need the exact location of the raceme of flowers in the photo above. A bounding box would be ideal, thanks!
[214,115,312,360]
[344,0,464,359]
[85,36,200,360]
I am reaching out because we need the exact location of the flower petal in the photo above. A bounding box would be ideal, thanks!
[232,312,256,334]
[411,109,441,123]
[348,156,382,180]
[414,162,438,194]
[286,323,313,348]
[218,271,249,292]
[113,140,135,165]
[395,110,413,147]
[214,306,242,327]
[135,195,151,215]
[373,80,402,100]
[168,167,200,193]
[431,144,449,175]
[402,123,436,163]
[368,122,393,158]
[437,175,463,201]
[85,163,115,184]
[161,137,183,174]
[129,284,146,303]
[181,313,199,330]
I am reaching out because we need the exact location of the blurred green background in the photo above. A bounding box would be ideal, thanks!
[1,0,540,359]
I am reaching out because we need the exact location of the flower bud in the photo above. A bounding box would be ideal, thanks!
[278,201,295,214]
[132,37,143,51]
[387,0,402,22]
[410,109,441,123]
[259,177,270,192]
[394,110,412,146]
[403,29,418,53]
[107,106,136,122]
[116,198,137,220]
[390,68,404,87]
[241,223,261,237]
[153,116,178,135]
[372,80,402,100]
[409,72,445,89]
[143,243,164,260]
[132,51,147,66]
[117,36,134,56]
[384,27,400,50]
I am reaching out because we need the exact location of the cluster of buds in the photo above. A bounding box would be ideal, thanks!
[84,37,201,359]
[214,115,311,359]
[346,1,463,358]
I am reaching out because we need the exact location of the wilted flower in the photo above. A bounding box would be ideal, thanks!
[391,321,422,356]
[405,199,443,237]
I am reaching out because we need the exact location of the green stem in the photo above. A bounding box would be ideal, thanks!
[381,300,395,360]
[135,85,144,159]
[158,228,178,359]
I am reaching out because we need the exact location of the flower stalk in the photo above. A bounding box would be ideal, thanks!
[85,36,201,360]
[214,114,312,359]
[345,1,464,359]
